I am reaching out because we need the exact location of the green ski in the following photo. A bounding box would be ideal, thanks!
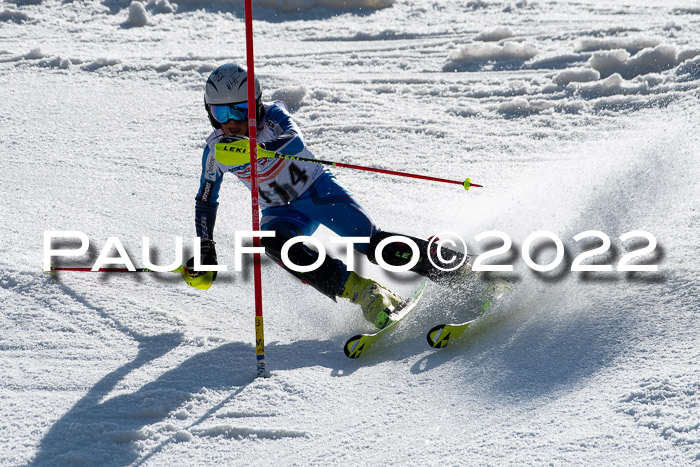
[426,320,477,348]
[427,277,513,349]
[344,280,428,358]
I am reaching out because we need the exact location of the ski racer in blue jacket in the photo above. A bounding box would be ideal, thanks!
[186,63,464,329]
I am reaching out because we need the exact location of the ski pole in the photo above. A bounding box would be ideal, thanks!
[46,266,184,273]
[215,140,482,190]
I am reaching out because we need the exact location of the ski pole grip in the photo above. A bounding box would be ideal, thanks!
[215,139,275,165]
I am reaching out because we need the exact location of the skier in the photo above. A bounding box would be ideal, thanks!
[185,63,466,329]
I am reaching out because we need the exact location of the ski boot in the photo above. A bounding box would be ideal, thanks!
[340,272,403,329]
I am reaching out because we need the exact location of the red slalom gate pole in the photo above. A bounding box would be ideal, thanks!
[244,0,267,379]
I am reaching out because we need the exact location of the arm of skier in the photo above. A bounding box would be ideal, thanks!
[194,144,223,240]
[187,145,223,280]
[260,104,307,156]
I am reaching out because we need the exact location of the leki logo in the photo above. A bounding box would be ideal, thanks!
[219,145,246,153]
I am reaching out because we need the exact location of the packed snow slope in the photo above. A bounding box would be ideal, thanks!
[1,0,699,465]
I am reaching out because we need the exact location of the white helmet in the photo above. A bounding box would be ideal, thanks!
[204,63,264,128]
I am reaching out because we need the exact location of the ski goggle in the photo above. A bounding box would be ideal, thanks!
[210,103,249,124]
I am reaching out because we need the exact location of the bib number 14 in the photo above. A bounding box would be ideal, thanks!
[258,163,309,205]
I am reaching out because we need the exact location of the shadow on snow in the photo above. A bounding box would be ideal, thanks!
[28,333,359,466]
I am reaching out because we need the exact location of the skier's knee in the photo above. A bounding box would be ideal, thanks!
[367,231,426,268]
[262,234,345,300]
[367,230,467,284]
[261,234,319,267]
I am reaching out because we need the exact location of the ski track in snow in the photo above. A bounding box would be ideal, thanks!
[1,0,699,465]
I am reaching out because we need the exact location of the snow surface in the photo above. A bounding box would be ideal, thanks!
[1,0,699,465]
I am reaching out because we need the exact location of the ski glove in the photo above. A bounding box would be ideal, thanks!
[186,239,218,280]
